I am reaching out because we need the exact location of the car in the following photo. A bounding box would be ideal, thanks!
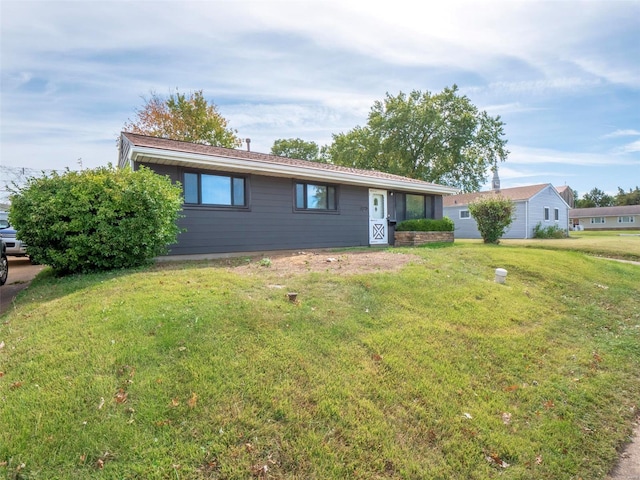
[0,239,8,286]
[0,212,28,257]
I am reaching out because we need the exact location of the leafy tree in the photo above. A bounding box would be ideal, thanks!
[326,86,509,192]
[578,188,615,208]
[468,195,515,244]
[271,138,327,162]
[9,166,183,275]
[615,186,640,205]
[124,89,241,148]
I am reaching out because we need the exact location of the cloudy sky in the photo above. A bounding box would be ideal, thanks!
[1,0,639,198]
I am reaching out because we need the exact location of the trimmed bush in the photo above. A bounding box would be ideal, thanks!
[468,195,515,244]
[9,165,183,275]
[533,222,568,239]
[395,217,454,232]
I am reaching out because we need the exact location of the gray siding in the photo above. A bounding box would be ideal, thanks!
[527,186,570,237]
[443,206,482,239]
[444,185,570,239]
[140,162,369,254]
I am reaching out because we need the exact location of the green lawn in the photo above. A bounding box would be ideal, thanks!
[499,230,640,261]
[1,239,639,479]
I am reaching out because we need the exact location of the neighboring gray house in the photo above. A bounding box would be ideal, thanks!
[570,205,640,230]
[118,133,458,255]
[443,183,570,239]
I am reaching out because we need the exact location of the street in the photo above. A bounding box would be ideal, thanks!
[0,257,44,315]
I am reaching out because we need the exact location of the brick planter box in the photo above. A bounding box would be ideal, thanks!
[394,231,454,246]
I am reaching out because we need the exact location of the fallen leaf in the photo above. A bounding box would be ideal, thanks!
[593,352,603,363]
[97,397,105,410]
[170,398,180,407]
[544,400,555,409]
[501,412,512,425]
[486,453,510,468]
[10,381,23,390]
[0,341,4,349]
[96,459,104,469]
[372,353,382,362]
[0,371,4,377]
[178,346,187,352]
[504,385,519,392]
[463,412,473,419]
[188,392,198,408]
[114,389,128,404]
[535,455,543,465]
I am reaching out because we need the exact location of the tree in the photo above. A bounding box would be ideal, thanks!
[124,89,241,148]
[326,86,509,192]
[579,188,615,208]
[9,166,183,275]
[271,138,327,162]
[615,186,640,205]
[468,195,515,244]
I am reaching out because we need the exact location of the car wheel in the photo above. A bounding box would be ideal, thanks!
[0,253,8,286]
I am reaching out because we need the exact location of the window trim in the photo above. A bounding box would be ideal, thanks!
[544,206,550,222]
[459,209,471,219]
[182,170,249,209]
[293,181,339,213]
[554,208,559,222]
[590,217,606,224]
[618,216,635,223]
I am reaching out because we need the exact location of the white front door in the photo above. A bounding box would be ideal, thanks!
[369,189,388,245]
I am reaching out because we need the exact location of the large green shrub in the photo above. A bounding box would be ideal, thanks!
[9,165,183,275]
[395,217,454,232]
[468,195,515,244]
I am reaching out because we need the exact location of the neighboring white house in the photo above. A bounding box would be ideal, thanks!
[569,205,640,230]
[443,183,570,239]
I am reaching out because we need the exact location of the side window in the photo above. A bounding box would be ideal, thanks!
[544,207,550,221]
[184,172,246,207]
[554,208,559,221]
[295,182,337,210]
[460,210,470,219]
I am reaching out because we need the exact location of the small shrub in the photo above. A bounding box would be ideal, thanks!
[395,217,454,232]
[259,257,272,267]
[468,195,515,244]
[533,223,567,239]
[9,165,183,275]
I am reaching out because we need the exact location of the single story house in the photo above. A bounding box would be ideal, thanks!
[118,132,458,255]
[569,205,640,230]
[443,183,570,239]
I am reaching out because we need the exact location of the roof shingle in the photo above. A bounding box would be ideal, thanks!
[121,132,455,190]
[443,184,550,207]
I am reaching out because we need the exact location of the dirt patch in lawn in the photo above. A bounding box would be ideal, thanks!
[231,250,423,277]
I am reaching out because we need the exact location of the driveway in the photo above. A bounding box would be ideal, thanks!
[0,257,44,315]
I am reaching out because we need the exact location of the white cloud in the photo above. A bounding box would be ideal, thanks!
[508,146,638,167]
[603,129,640,138]
[618,140,640,154]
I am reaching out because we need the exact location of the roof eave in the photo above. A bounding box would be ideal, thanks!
[129,147,459,195]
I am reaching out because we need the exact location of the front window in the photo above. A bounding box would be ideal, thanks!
[406,194,426,219]
[184,172,246,206]
[460,210,470,219]
[590,217,605,224]
[295,182,337,210]
[618,216,635,223]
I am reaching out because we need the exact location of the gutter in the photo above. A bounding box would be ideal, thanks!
[127,146,459,196]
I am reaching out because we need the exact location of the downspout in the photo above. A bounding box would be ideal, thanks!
[525,200,529,239]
